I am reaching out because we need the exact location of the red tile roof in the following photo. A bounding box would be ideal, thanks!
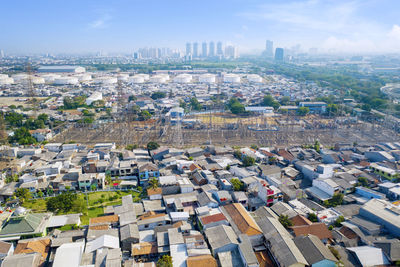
[200,213,227,225]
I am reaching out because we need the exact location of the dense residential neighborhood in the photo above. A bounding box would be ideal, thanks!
[0,140,400,266]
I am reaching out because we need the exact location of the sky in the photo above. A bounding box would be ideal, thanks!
[1,0,400,55]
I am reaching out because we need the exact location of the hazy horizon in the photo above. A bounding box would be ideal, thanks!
[2,0,400,55]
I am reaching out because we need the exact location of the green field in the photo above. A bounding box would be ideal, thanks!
[22,190,143,225]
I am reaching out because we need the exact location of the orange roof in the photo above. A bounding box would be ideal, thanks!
[131,242,158,256]
[147,188,162,196]
[89,224,110,230]
[292,223,333,240]
[189,164,202,172]
[187,255,217,267]
[291,215,312,226]
[255,251,274,267]
[14,238,51,267]
[200,213,227,225]
[223,203,262,236]
[89,214,119,225]
[139,212,165,220]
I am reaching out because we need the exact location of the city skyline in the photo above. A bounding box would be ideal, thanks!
[1,0,400,55]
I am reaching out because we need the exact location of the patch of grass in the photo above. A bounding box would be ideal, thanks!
[22,198,46,212]
[81,206,104,225]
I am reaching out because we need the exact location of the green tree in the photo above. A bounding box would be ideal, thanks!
[190,97,202,111]
[326,104,338,116]
[357,177,369,187]
[151,91,167,100]
[334,216,345,227]
[147,141,160,150]
[250,144,258,150]
[314,140,321,153]
[231,178,244,191]
[148,177,159,190]
[227,98,245,115]
[9,127,36,145]
[37,190,44,198]
[105,174,112,186]
[5,112,24,127]
[308,213,318,222]
[297,107,310,116]
[157,255,172,267]
[280,96,291,105]
[14,188,32,204]
[263,95,280,110]
[126,144,138,150]
[37,113,49,123]
[139,110,151,121]
[46,192,78,213]
[242,156,255,167]
[279,214,293,228]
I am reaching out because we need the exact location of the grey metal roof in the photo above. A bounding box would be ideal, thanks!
[374,239,400,262]
[238,235,258,266]
[120,223,139,241]
[168,228,184,245]
[294,235,337,265]
[253,207,308,266]
[204,225,238,251]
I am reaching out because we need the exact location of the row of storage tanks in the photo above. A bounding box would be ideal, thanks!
[0,73,263,85]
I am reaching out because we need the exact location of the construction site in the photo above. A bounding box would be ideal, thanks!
[52,111,400,148]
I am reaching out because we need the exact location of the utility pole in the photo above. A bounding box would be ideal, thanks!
[26,63,38,118]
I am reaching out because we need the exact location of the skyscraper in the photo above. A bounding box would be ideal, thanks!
[225,45,238,59]
[186,42,192,56]
[274,48,284,61]
[202,42,208,58]
[209,42,215,57]
[193,42,199,58]
[266,40,273,57]
[217,42,223,56]
[0,50,4,58]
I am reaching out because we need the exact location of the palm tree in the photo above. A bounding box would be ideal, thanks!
[148,177,159,190]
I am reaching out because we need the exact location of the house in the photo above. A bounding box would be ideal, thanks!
[293,235,338,267]
[290,215,333,242]
[253,207,308,267]
[137,213,170,230]
[306,178,340,202]
[0,212,52,241]
[369,163,399,181]
[120,223,140,251]
[89,215,119,230]
[187,255,218,267]
[198,213,229,230]
[213,191,233,205]
[198,191,219,208]
[14,237,51,267]
[204,225,239,256]
[85,234,120,253]
[0,240,13,261]
[52,242,85,267]
[221,203,263,246]
[150,147,169,161]
[359,199,400,237]
[347,246,390,267]
[365,151,395,162]
[374,239,400,264]
[299,102,327,113]
[2,253,41,267]
[138,163,160,185]
[147,188,162,200]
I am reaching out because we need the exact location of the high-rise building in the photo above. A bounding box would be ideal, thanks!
[217,42,223,56]
[193,42,199,58]
[274,48,284,61]
[266,40,273,57]
[0,50,5,58]
[186,42,192,56]
[202,42,208,58]
[209,42,215,57]
[225,45,238,59]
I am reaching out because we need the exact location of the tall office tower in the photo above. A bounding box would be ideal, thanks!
[224,45,239,59]
[266,40,273,57]
[202,42,208,58]
[217,42,223,56]
[209,42,215,57]
[186,42,192,56]
[193,42,199,58]
[1,50,5,58]
[274,48,284,61]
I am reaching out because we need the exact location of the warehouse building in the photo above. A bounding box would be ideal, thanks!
[38,66,86,73]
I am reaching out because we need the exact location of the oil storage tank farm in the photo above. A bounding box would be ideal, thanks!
[0,74,14,85]
[53,76,79,85]
[247,74,263,83]
[223,73,241,83]
[173,74,192,83]
[198,73,216,83]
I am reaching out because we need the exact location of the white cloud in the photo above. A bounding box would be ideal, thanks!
[237,0,400,53]
[88,14,112,29]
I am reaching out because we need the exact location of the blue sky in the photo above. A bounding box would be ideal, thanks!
[1,0,400,54]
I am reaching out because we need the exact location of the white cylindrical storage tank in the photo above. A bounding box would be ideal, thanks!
[11,73,29,82]
[94,76,118,85]
[150,75,167,83]
[174,74,192,83]
[76,74,92,82]
[223,74,240,83]
[41,74,61,83]
[53,76,79,85]
[117,74,129,82]
[0,77,14,85]
[0,74,8,79]
[129,75,145,84]
[159,74,169,81]
[247,74,262,83]
[199,74,216,83]
[31,76,45,84]
[138,74,150,81]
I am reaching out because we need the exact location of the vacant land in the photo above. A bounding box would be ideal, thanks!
[0,97,48,107]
